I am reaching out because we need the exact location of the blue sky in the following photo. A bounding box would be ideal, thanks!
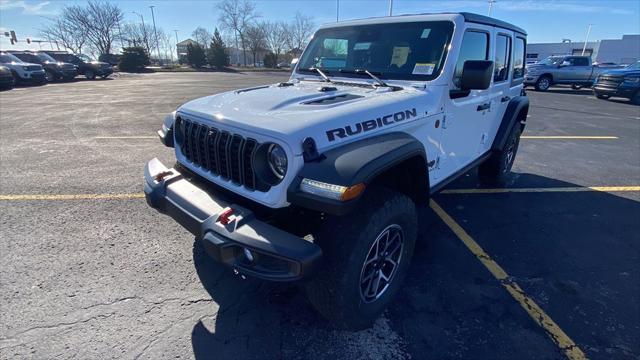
[1,0,639,50]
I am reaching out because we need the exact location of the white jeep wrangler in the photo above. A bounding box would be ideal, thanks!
[145,12,529,329]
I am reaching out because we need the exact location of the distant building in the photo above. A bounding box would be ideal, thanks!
[176,39,197,63]
[527,34,640,65]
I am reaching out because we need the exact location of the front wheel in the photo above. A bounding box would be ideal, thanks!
[479,125,522,186]
[45,70,55,82]
[85,70,96,80]
[304,188,417,330]
[534,76,551,91]
[632,92,640,105]
[595,93,610,99]
[571,84,582,90]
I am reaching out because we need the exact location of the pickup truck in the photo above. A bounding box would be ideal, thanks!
[525,55,622,91]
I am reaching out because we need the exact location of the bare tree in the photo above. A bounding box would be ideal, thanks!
[263,21,288,63]
[122,22,153,54]
[40,17,87,53]
[192,27,212,48]
[286,11,314,56]
[245,24,266,66]
[217,0,259,66]
[63,1,124,55]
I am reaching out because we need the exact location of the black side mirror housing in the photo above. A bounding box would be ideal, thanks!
[460,60,494,91]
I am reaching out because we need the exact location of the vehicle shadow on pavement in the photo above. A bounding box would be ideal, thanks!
[190,173,640,360]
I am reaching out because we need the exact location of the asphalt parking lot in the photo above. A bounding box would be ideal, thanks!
[1,73,639,360]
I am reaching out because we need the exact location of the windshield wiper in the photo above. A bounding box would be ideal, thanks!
[338,69,388,87]
[299,67,331,82]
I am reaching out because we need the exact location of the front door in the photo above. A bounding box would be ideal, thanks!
[440,26,496,181]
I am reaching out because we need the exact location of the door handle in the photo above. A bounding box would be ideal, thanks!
[477,103,491,111]
[501,96,511,103]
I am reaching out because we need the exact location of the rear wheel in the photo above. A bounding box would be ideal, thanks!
[571,84,582,90]
[304,188,417,330]
[479,125,522,186]
[595,93,610,99]
[534,76,551,91]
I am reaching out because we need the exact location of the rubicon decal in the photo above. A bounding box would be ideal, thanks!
[326,108,418,142]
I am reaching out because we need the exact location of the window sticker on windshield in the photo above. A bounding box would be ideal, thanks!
[413,63,435,75]
[391,46,411,67]
[353,42,371,50]
[420,29,432,38]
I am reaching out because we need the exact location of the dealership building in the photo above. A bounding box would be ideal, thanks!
[526,34,639,65]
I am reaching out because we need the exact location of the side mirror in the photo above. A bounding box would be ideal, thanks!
[291,57,299,65]
[460,60,494,91]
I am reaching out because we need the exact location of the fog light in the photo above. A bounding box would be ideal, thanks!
[243,248,255,263]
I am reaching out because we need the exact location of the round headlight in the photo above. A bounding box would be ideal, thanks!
[267,144,287,178]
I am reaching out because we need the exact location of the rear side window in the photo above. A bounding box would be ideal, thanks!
[453,30,489,88]
[494,34,511,82]
[513,37,526,79]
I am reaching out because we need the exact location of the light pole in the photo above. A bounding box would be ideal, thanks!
[336,0,339,22]
[488,0,497,17]
[149,5,160,62]
[388,0,393,16]
[173,30,179,64]
[582,24,593,56]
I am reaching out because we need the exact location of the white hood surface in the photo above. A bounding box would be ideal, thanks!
[177,80,441,153]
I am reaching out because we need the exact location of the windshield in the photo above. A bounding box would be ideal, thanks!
[297,21,454,81]
[537,56,565,66]
[625,61,640,70]
[0,53,24,63]
[36,53,57,62]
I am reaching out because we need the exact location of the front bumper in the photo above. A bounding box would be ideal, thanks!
[593,83,638,98]
[524,74,540,84]
[144,158,322,281]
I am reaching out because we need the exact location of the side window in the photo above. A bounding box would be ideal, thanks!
[513,37,525,79]
[494,34,511,82]
[574,57,589,66]
[453,30,489,88]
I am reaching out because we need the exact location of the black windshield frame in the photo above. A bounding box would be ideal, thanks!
[296,21,455,82]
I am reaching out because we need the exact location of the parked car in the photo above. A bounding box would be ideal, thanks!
[9,51,77,82]
[0,65,15,89]
[524,55,623,91]
[0,51,46,84]
[43,51,113,80]
[145,12,529,329]
[277,61,291,68]
[593,61,640,105]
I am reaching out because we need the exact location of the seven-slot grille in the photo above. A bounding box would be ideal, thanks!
[175,117,260,190]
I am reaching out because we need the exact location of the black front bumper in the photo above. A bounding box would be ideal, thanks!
[144,158,322,281]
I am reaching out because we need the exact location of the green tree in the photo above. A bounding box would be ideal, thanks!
[186,43,207,68]
[207,29,230,69]
[263,52,277,68]
[118,46,150,72]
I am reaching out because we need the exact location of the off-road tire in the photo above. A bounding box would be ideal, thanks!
[479,125,522,186]
[304,188,417,330]
[534,75,551,91]
[595,93,610,100]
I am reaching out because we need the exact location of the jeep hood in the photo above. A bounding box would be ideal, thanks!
[177,80,441,152]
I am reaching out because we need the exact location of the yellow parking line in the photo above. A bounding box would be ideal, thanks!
[441,186,640,195]
[0,193,145,201]
[429,200,586,360]
[94,136,156,139]
[521,136,618,139]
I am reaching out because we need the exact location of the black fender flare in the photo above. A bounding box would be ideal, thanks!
[287,132,428,215]
[492,96,529,152]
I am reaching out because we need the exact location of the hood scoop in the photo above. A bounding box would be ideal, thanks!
[303,93,363,105]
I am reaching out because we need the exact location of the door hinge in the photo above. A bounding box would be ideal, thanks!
[442,115,447,129]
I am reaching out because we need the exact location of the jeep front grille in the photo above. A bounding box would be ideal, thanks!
[175,117,259,191]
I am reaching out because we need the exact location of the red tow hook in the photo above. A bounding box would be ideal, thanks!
[218,208,235,225]
[154,170,173,182]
